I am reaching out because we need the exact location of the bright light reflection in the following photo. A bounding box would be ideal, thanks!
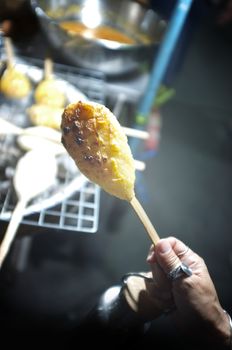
[82,30,95,39]
[81,0,102,29]
[102,286,120,305]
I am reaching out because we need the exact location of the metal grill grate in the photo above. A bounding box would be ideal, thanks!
[0,180,100,233]
[0,57,105,233]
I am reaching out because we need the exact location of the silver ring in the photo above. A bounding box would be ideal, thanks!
[167,263,193,281]
[177,246,189,257]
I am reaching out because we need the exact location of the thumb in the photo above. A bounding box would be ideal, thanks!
[155,239,181,274]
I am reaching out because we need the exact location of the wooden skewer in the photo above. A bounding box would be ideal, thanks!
[130,196,160,246]
[122,127,149,140]
[4,37,14,67]
[44,57,53,80]
[134,159,146,171]
[0,198,27,268]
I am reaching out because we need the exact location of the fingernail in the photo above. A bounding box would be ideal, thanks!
[158,240,171,254]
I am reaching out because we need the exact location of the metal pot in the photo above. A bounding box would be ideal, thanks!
[30,0,167,76]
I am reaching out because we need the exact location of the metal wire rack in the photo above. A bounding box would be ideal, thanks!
[0,177,101,233]
[0,57,105,233]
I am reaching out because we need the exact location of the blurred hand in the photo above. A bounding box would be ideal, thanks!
[147,237,231,347]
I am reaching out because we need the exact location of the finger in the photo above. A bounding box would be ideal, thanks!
[146,244,156,263]
[147,244,172,298]
[163,236,190,258]
[169,237,202,271]
[155,238,182,274]
[149,262,172,296]
[170,237,188,256]
[148,255,170,286]
[147,244,170,287]
[147,239,190,263]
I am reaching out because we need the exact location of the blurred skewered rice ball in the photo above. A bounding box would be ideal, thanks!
[0,65,31,99]
[34,78,66,108]
[27,104,63,130]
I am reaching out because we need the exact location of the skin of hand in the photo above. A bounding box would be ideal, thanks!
[146,237,231,347]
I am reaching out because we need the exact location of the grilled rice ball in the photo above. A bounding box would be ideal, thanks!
[61,101,135,201]
[27,104,63,130]
[0,66,31,99]
[34,78,66,108]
